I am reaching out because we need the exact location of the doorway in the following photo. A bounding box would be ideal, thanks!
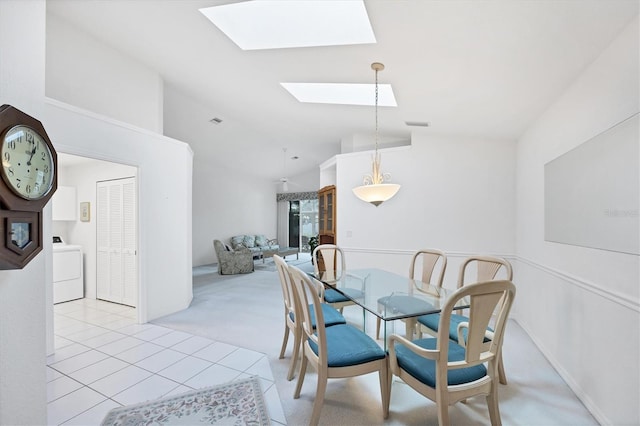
[53,153,139,305]
[277,195,319,252]
[301,199,319,252]
[288,201,300,248]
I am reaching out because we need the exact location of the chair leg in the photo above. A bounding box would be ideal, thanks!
[286,329,302,381]
[309,369,328,426]
[404,318,417,340]
[486,383,503,426]
[498,351,507,385]
[380,359,390,419]
[436,400,450,426]
[376,317,381,340]
[294,354,308,399]
[279,324,289,359]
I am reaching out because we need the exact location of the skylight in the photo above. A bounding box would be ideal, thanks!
[199,0,376,50]
[280,83,397,107]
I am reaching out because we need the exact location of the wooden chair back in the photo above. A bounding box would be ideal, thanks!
[409,248,448,287]
[312,244,345,282]
[457,255,513,289]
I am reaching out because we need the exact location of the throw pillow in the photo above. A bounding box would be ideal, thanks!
[231,235,245,250]
[255,235,268,247]
[243,235,256,248]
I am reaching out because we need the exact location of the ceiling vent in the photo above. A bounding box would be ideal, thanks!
[209,117,223,124]
[405,121,430,127]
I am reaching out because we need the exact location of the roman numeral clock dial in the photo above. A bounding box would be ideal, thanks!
[0,105,58,269]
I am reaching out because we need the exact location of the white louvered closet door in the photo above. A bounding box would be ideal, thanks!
[96,177,137,307]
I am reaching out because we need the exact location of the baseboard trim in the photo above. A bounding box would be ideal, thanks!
[513,318,608,425]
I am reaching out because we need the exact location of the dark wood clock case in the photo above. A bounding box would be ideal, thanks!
[0,105,57,269]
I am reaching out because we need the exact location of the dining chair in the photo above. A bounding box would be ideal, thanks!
[376,249,448,340]
[387,279,516,426]
[273,255,346,381]
[288,265,389,426]
[312,244,364,313]
[417,255,513,384]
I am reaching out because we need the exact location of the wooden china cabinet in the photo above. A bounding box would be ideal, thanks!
[318,185,336,245]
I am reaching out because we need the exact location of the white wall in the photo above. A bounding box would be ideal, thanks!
[45,11,194,321]
[192,158,277,266]
[335,134,516,288]
[55,159,137,299]
[45,13,163,133]
[283,167,320,193]
[515,16,639,425]
[44,7,293,268]
[341,133,411,153]
[45,100,193,322]
[0,1,48,423]
[163,86,278,266]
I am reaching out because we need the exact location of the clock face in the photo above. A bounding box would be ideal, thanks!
[1,125,55,200]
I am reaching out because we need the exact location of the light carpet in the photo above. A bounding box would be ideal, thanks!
[254,256,312,273]
[101,375,270,426]
[153,259,598,425]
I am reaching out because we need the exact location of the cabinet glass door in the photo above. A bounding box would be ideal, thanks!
[319,194,326,233]
[326,192,333,233]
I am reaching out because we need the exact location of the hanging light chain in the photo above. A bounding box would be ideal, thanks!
[353,61,401,206]
[362,62,390,186]
[371,62,387,185]
[374,64,379,154]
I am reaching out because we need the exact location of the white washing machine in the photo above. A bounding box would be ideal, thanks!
[53,242,84,304]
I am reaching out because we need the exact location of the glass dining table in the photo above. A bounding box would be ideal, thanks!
[312,268,469,347]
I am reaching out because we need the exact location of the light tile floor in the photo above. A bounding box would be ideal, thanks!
[48,298,286,425]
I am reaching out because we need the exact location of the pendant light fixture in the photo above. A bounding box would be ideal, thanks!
[352,62,401,206]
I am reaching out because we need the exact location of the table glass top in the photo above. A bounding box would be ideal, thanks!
[313,268,468,321]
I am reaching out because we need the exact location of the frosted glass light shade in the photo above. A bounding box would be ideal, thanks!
[352,183,400,207]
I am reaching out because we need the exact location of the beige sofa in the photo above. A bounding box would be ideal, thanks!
[230,234,279,258]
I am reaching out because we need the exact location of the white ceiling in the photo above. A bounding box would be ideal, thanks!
[47,0,639,180]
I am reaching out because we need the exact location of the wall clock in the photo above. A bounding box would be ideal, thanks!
[0,105,57,269]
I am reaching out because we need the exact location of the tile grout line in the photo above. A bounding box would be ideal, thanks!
[49,299,279,425]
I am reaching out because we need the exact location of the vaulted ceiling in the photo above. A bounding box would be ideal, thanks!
[47,0,639,180]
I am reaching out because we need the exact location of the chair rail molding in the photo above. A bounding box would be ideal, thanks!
[342,246,515,260]
[342,247,637,312]
[516,255,639,312]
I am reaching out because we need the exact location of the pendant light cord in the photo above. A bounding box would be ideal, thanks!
[353,62,401,206]
[374,66,379,154]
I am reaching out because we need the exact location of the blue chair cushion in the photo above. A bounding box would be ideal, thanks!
[378,295,434,316]
[308,324,386,367]
[417,313,492,343]
[289,303,346,328]
[394,338,487,387]
[324,288,364,304]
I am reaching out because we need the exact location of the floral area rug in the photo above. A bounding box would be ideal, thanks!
[101,376,270,426]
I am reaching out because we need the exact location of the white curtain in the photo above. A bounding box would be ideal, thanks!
[277,200,289,247]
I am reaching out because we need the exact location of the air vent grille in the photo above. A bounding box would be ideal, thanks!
[405,121,430,127]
